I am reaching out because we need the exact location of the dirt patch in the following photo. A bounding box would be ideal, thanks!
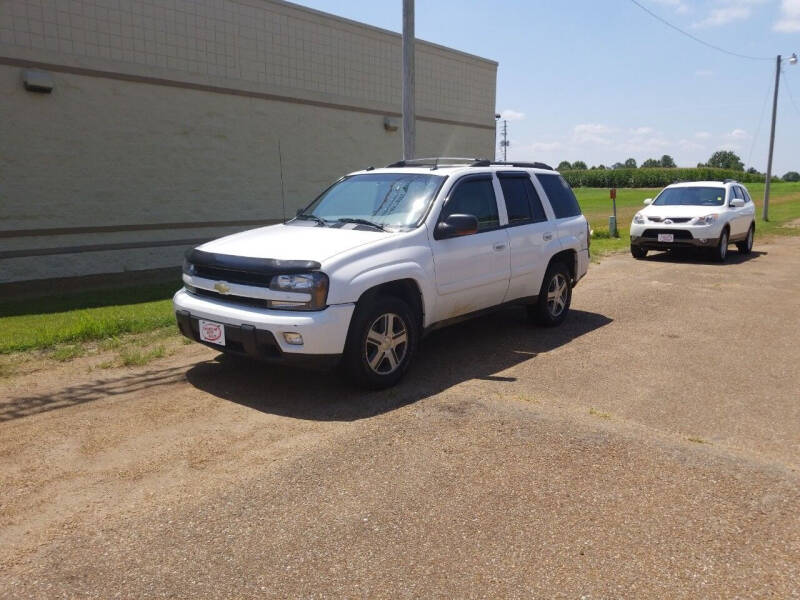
[1,237,799,598]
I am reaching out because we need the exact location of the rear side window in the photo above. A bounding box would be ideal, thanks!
[441,177,499,231]
[536,174,582,218]
[741,187,752,203]
[498,175,547,224]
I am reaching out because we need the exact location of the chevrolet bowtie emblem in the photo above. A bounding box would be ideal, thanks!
[214,281,231,295]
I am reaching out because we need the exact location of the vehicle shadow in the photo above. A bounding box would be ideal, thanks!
[0,365,187,422]
[642,249,766,266]
[184,308,612,422]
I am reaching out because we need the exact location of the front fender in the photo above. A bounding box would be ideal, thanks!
[328,260,436,328]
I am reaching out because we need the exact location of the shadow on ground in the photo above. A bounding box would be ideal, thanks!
[185,308,612,422]
[642,249,766,266]
[0,365,187,422]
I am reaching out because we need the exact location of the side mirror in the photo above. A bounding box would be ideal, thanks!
[435,214,479,240]
[730,198,745,208]
[643,198,653,205]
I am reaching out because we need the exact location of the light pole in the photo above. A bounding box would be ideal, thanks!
[763,52,797,221]
[402,0,415,160]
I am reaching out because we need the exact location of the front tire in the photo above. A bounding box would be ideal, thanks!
[736,224,754,254]
[343,295,418,389]
[631,245,647,259]
[528,261,572,327]
[712,228,729,262]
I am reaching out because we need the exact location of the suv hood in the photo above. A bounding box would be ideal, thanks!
[642,204,724,218]
[195,223,390,262]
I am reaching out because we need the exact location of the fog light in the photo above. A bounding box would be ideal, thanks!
[282,332,303,345]
[698,238,708,244]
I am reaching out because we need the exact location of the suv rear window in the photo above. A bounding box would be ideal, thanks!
[536,174,582,218]
[498,174,547,224]
[442,177,499,231]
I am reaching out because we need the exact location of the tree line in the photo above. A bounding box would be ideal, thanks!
[557,150,800,181]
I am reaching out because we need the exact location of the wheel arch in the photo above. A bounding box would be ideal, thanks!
[548,249,578,283]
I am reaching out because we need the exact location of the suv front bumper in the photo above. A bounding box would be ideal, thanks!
[630,222,724,250]
[173,288,355,366]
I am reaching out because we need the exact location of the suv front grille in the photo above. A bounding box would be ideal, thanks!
[190,287,269,308]
[648,217,692,223]
[186,249,322,288]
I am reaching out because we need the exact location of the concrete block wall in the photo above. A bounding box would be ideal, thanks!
[0,0,497,284]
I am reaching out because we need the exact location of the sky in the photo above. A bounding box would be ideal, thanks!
[293,0,800,174]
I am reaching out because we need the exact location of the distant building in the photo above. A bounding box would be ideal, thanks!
[0,0,497,288]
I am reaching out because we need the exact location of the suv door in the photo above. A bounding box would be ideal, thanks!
[430,174,510,321]
[534,173,589,272]
[497,172,555,303]
[731,185,752,237]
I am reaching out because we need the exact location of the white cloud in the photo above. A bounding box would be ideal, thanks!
[499,109,525,121]
[630,126,655,135]
[726,128,749,139]
[692,0,767,28]
[774,0,800,31]
[573,123,615,145]
[694,69,714,77]
[695,131,712,139]
[653,0,691,14]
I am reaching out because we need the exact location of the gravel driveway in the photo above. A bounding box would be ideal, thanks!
[2,237,799,598]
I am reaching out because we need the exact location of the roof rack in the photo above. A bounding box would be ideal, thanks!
[491,161,554,171]
[723,178,739,183]
[385,157,491,170]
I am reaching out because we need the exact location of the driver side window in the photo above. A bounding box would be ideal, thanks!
[440,177,499,232]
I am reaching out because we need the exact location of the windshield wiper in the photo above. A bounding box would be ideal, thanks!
[335,218,389,232]
[293,214,328,226]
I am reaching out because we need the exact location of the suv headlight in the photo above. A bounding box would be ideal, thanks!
[268,272,329,310]
[693,214,718,226]
[633,213,645,224]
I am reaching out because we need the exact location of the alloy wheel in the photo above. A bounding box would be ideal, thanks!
[547,273,569,317]
[364,313,408,375]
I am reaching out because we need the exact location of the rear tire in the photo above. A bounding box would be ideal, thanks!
[631,245,647,259]
[343,295,418,389]
[712,228,729,262]
[528,261,572,327]
[736,224,754,254]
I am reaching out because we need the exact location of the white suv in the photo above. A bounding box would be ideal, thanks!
[174,158,590,388]
[630,180,756,262]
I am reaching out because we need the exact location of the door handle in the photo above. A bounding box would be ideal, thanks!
[493,242,506,251]
[543,232,553,241]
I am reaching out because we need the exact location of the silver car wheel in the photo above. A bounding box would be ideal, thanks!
[365,312,408,375]
[546,273,568,317]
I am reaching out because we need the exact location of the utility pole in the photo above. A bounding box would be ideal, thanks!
[402,0,415,160]
[763,54,781,222]
[500,120,509,161]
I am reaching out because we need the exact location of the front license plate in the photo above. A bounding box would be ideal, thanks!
[657,233,674,243]
[199,319,226,346]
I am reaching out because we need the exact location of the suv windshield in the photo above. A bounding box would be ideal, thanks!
[653,187,726,206]
[299,173,445,230]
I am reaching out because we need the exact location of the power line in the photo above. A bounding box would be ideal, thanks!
[746,69,775,168]
[627,0,773,62]
[781,68,800,118]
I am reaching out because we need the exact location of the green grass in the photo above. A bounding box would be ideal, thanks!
[1,184,799,356]
[0,282,180,354]
[118,344,168,367]
[576,181,800,255]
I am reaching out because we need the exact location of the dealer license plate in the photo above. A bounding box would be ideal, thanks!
[199,319,226,346]
[657,233,674,243]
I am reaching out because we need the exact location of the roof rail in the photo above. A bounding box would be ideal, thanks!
[385,157,491,170]
[723,178,739,183]
[491,161,554,170]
